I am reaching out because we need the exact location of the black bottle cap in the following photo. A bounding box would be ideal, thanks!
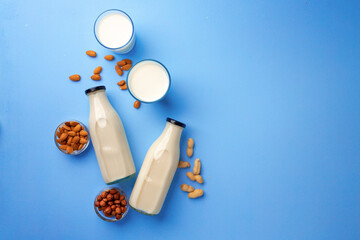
[85,86,106,95]
[166,118,186,128]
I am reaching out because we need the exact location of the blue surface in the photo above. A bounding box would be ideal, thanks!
[0,1,360,239]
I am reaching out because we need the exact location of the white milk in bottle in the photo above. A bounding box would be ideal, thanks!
[85,86,136,184]
[129,118,186,215]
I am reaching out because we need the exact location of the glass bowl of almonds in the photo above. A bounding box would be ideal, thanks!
[94,187,129,222]
[54,120,90,155]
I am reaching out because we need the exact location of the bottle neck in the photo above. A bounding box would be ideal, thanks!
[87,90,113,115]
[159,122,184,145]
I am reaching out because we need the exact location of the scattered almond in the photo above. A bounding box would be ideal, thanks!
[124,59,132,64]
[69,74,81,81]
[115,65,123,76]
[86,50,96,57]
[104,55,114,61]
[91,74,101,81]
[93,66,102,74]
[134,100,141,109]
[120,83,127,90]
[117,80,125,86]
[117,60,127,66]
[121,64,132,71]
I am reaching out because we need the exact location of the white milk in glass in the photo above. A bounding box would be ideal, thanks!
[129,118,185,215]
[127,60,170,102]
[95,10,135,54]
[85,86,136,184]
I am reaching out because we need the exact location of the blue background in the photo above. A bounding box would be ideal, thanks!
[0,0,359,239]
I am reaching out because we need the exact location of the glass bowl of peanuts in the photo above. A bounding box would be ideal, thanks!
[54,120,90,155]
[94,187,129,222]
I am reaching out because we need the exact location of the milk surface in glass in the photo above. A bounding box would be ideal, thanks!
[86,86,136,184]
[129,118,185,215]
[95,10,135,53]
[127,60,170,102]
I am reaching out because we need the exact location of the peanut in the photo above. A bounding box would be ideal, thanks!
[117,80,125,86]
[188,189,204,199]
[93,66,102,74]
[194,175,204,184]
[193,158,201,175]
[69,74,80,81]
[115,65,123,76]
[134,100,141,109]
[186,172,196,181]
[178,161,190,168]
[91,74,101,81]
[104,55,114,61]
[121,64,132,71]
[86,50,96,57]
[187,138,194,157]
[180,184,194,192]
[117,60,127,66]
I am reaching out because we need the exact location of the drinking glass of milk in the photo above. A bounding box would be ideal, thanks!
[94,9,135,54]
[129,118,186,215]
[127,60,171,103]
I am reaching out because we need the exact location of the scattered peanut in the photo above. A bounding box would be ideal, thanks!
[180,184,194,193]
[93,66,102,74]
[134,100,141,109]
[124,59,132,64]
[193,158,201,175]
[104,55,114,61]
[194,175,204,184]
[91,74,101,81]
[187,138,194,157]
[186,172,196,181]
[178,161,190,168]
[69,74,81,81]
[86,50,96,57]
[188,189,204,199]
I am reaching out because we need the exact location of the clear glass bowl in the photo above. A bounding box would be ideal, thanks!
[94,187,129,222]
[54,120,90,155]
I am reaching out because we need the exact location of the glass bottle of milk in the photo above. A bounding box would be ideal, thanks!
[129,118,186,215]
[85,86,136,184]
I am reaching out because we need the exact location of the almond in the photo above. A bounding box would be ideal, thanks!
[86,50,96,57]
[59,145,67,150]
[73,124,81,132]
[67,137,73,146]
[120,83,127,90]
[72,136,80,144]
[59,133,68,142]
[69,74,80,81]
[56,131,61,138]
[63,125,71,131]
[124,59,132,64]
[66,146,74,154]
[121,64,132,71]
[91,74,101,81]
[78,144,84,150]
[117,80,125,86]
[80,138,87,144]
[134,100,141,109]
[104,55,114,61]
[115,65,123,76]
[80,130,88,136]
[93,66,102,74]
[70,121,78,127]
[68,131,76,137]
[117,60,127,66]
